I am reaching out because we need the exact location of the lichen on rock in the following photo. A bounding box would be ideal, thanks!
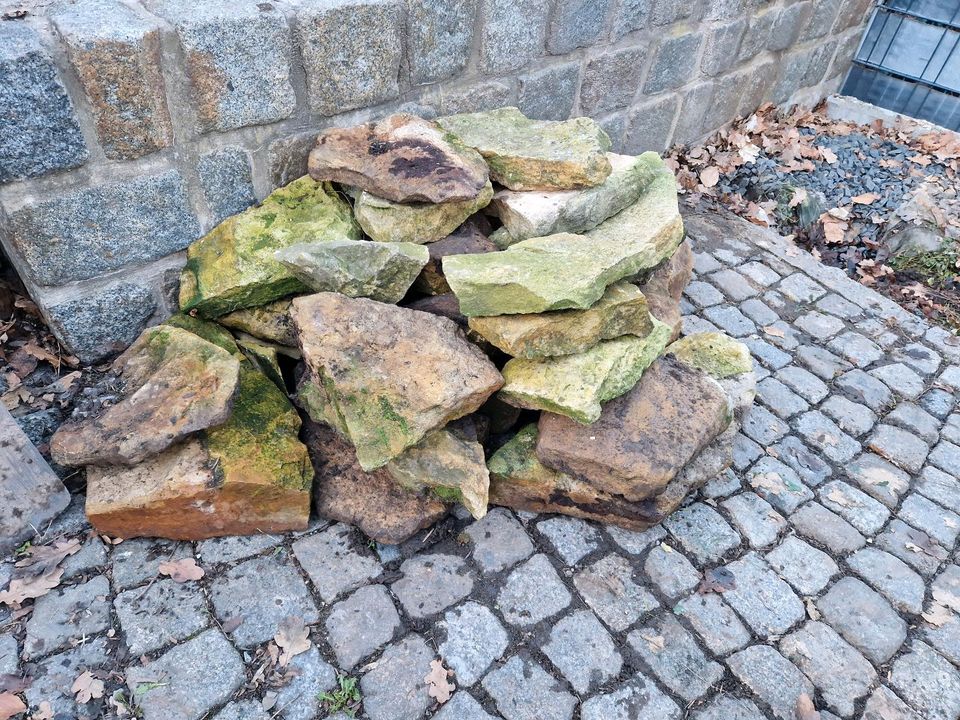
[666,332,754,378]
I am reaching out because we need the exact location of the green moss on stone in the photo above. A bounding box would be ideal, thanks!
[163,314,242,357]
[666,332,753,378]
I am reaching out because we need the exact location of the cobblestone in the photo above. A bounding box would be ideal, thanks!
[870,363,926,399]
[465,508,534,573]
[114,578,209,656]
[325,584,400,669]
[917,466,960,513]
[536,516,599,566]
[817,577,907,664]
[929,440,960,476]
[790,502,866,554]
[482,654,576,720]
[544,610,622,694]
[675,593,751,655]
[628,614,723,702]
[393,554,474,618]
[723,552,804,637]
[828,331,884,367]
[890,642,960,720]
[847,548,925,615]
[360,634,433,720]
[821,395,877,437]
[438,601,508,685]
[868,424,930,473]
[24,575,110,658]
[742,405,790,446]
[727,644,814,720]
[819,480,890,535]
[292,523,382,603]
[581,673,680,720]
[846,453,911,508]
[722,492,787,548]
[703,305,757,336]
[794,310,844,340]
[795,411,861,463]
[797,345,852,380]
[757,378,808,419]
[770,436,831,486]
[765,536,838,595]
[887,402,940,444]
[746,456,813,514]
[899,493,960,547]
[920,388,954,418]
[498,554,571,626]
[778,273,826,303]
[575,554,658,631]
[876,519,949,576]
[664,503,741,564]
[836,369,894,410]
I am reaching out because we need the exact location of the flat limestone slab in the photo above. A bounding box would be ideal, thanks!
[179,177,360,317]
[499,318,672,424]
[0,405,70,555]
[437,107,612,190]
[442,161,683,317]
[468,281,653,359]
[492,152,661,245]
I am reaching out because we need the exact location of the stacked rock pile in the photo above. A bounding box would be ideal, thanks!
[48,108,755,544]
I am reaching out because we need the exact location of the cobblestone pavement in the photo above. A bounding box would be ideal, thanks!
[5,208,960,720]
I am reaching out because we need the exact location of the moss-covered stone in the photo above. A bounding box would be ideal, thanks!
[236,336,286,390]
[275,239,428,303]
[666,332,753,378]
[179,176,360,318]
[443,159,683,317]
[162,313,242,357]
[437,107,612,190]
[385,428,489,519]
[296,376,348,436]
[218,299,298,347]
[354,180,494,244]
[498,317,672,423]
[468,281,653,358]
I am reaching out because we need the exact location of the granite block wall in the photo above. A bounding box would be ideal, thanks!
[0,0,873,362]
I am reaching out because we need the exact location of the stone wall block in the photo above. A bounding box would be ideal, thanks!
[829,29,863,81]
[547,0,611,55]
[623,94,680,154]
[52,0,173,161]
[296,0,404,116]
[737,59,776,117]
[479,0,549,74]
[768,1,812,52]
[702,19,747,77]
[597,112,628,152]
[769,51,811,105]
[672,82,716,146]
[833,0,873,32]
[801,41,838,88]
[5,170,200,286]
[738,9,777,62]
[517,62,579,121]
[0,23,88,183]
[650,0,693,26]
[800,0,841,42]
[198,146,257,226]
[580,47,646,116]
[155,0,297,133]
[643,32,702,95]
[406,0,477,85]
[438,80,514,115]
[612,0,648,39]
[267,129,322,190]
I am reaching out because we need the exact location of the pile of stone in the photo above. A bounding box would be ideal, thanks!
[49,108,755,544]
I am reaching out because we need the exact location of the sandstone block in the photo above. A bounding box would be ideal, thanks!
[0,23,87,182]
[218,299,297,346]
[308,114,489,204]
[52,0,172,160]
[636,238,692,338]
[407,0,477,84]
[154,0,296,132]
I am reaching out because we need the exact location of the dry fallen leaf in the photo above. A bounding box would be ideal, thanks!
[158,558,204,583]
[71,671,104,704]
[795,692,821,720]
[30,700,53,720]
[762,325,785,338]
[0,693,25,720]
[825,488,854,507]
[0,570,64,608]
[851,192,880,205]
[699,166,720,188]
[921,604,954,627]
[274,616,311,667]
[805,598,821,621]
[698,567,737,594]
[424,659,455,705]
[788,187,808,208]
[820,147,838,164]
[640,632,665,652]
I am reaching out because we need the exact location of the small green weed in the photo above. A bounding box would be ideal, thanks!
[889,241,959,287]
[318,674,361,717]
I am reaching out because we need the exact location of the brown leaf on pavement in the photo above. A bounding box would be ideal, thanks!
[921,604,954,627]
[795,693,820,720]
[851,192,880,205]
[698,567,737,594]
[15,538,81,575]
[0,570,63,608]
[699,166,720,188]
[0,676,30,694]
[0,693,25,720]
[157,558,204,583]
[424,659,455,704]
[71,670,104,704]
[274,616,311,667]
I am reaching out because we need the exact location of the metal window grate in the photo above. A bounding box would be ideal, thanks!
[842,0,960,130]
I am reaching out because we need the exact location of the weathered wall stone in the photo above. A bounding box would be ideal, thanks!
[612,0,648,39]
[702,19,747,77]
[623,95,680,154]
[479,0,549,74]
[644,33,703,94]
[295,0,404,116]
[197,147,256,225]
[6,171,199,286]
[517,62,579,121]
[581,48,646,116]
[0,23,87,182]
[155,0,297,133]
[52,0,172,160]
[547,0,611,55]
[406,0,477,85]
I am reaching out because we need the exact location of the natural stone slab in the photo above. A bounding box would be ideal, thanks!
[354,180,494,244]
[218,299,297,346]
[292,293,502,469]
[536,356,731,500]
[52,325,240,467]
[307,113,489,203]
[414,222,498,295]
[437,107,612,190]
[304,421,447,544]
[469,281,654,359]
[276,239,428,303]
[179,177,359,317]
[499,318,671,423]
[667,332,753,378]
[637,239,693,338]
[491,152,662,243]
[443,160,683,316]
[0,405,70,556]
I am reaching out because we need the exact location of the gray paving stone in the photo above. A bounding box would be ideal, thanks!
[848,548,925,615]
[776,366,829,404]
[704,468,743,497]
[482,654,576,720]
[846,453,911,508]
[867,424,930,474]
[438,601,508,686]
[692,251,722,274]
[727,644,814,720]
[816,293,863,320]
[765,536,838,595]
[292,523,382,603]
[924,611,960,666]
[197,532,281,566]
[574,554,658,631]
[780,621,876,716]
[111,538,192,591]
[797,345,853,380]
[606,525,666,555]
[762,321,802,351]
[0,634,17,675]
[778,273,826,303]
[60,536,107,580]
[126,629,244,720]
[275,645,336,720]
[675,593,750,656]
[819,480,890,535]
[693,695,766,720]
[465,508,534,574]
[870,363,926,399]
[581,671,680,719]
[821,396,876,437]
[714,246,747,265]
[789,502,865,554]
[23,636,110,717]
[944,413,960,444]
[497,554,570,626]
[796,411,861,464]
[877,519,949,577]
[770,436,831,487]
[930,440,960,476]
[899,493,960,547]
[325,584,400,670]
[757,378,808,419]
[663,503,741,564]
[917,466,960,514]
[709,268,759,300]
[828,332,884,367]
[628,614,722,703]
[893,343,941,375]
[723,552,804,636]
[209,551,319,647]
[432,692,497,720]
[722,492,786,548]
[393,554,475,618]
[682,315,722,336]
[361,634,433,720]
[817,577,907,664]
[920,388,955,419]
[544,610,621,694]
[890,642,960,720]
[741,298,781,326]
[856,319,900,349]
[887,402,940,445]
[740,261,782,287]
[836,369,894,410]
[115,578,209,656]
[684,280,725,307]
[933,564,960,607]
[733,433,764,472]
[794,311,844,340]
[536,516,600,566]
[212,700,269,720]
[703,305,757,337]
[24,575,110,659]
[643,544,700,598]
[940,365,960,389]
[746,456,813,514]
[746,338,793,370]
[742,405,790,446]
[862,685,924,720]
